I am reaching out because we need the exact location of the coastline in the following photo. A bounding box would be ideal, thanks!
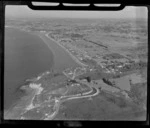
[36,32,81,72]
[45,33,87,67]
[4,27,55,110]
[5,27,55,78]
[6,27,85,71]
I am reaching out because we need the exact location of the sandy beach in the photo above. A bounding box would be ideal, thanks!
[36,32,81,72]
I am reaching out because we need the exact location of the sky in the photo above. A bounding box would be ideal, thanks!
[5,5,147,19]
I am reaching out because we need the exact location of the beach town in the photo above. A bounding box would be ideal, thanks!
[4,17,147,120]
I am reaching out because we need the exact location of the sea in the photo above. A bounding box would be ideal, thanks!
[4,27,54,110]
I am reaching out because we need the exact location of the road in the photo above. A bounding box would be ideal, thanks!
[45,32,87,67]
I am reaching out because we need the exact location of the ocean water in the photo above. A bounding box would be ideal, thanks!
[4,28,54,110]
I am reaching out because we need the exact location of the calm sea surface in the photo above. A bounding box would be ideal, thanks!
[4,28,54,110]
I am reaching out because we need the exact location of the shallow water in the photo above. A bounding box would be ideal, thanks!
[4,28,54,110]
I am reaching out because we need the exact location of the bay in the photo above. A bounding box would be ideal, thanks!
[4,28,54,110]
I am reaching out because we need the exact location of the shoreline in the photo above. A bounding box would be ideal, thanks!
[4,27,55,110]
[6,27,86,71]
[44,33,87,67]
[5,27,55,81]
[35,32,81,72]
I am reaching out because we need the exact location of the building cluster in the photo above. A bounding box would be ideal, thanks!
[95,58,135,75]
